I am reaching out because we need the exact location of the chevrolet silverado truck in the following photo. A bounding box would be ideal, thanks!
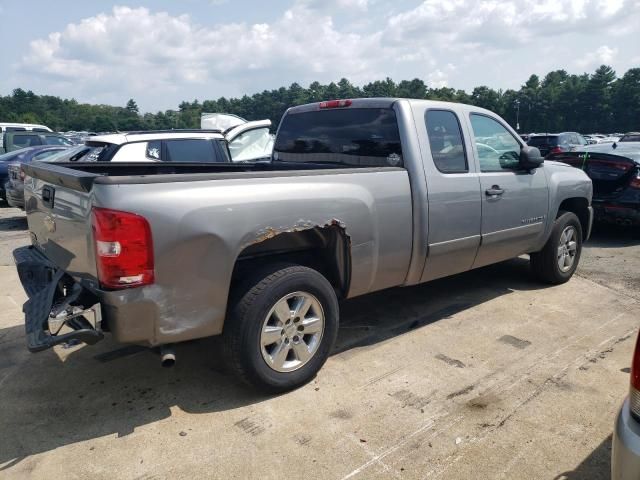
[13,98,593,392]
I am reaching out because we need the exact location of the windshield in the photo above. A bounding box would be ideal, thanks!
[273,107,403,167]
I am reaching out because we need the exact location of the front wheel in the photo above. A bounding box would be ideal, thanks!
[530,211,583,284]
[224,265,339,392]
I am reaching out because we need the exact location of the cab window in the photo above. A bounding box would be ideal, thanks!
[469,114,521,172]
[425,110,467,173]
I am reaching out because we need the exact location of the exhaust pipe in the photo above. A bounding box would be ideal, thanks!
[160,345,176,368]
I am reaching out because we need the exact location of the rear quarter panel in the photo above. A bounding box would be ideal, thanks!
[93,169,413,344]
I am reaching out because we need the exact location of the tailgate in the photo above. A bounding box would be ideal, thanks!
[22,162,100,284]
[551,151,638,197]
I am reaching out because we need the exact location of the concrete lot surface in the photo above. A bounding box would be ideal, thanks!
[0,205,638,479]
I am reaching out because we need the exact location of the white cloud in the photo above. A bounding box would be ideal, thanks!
[576,45,618,68]
[11,0,640,110]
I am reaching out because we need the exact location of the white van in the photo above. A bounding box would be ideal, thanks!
[0,123,52,154]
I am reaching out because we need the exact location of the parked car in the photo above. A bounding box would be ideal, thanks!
[0,122,52,154]
[528,132,589,157]
[2,131,73,153]
[0,145,69,202]
[612,331,640,479]
[13,98,593,392]
[4,145,72,208]
[619,132,640,143]
[80,130,232,163]
[69,126,274,164]
[549,142,640,226]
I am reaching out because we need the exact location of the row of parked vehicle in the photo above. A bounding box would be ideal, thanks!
[516,131,640,227]
[0,114,275,208]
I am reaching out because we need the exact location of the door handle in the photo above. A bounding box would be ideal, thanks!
[485,185,504,196]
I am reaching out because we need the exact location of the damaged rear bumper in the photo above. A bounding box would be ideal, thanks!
[13,245,103,352]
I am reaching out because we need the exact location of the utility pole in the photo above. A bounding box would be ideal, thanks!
[515,99,521,131]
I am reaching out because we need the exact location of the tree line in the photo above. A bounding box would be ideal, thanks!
[0,65,638,134]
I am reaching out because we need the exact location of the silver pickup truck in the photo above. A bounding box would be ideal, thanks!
[14,98,593,392]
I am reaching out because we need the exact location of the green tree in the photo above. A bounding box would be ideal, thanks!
[126,99,139,114]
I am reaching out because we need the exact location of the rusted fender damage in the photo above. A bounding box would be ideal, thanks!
[244,218,349,249]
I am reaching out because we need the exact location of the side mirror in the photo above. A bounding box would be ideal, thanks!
[520,146,544,170]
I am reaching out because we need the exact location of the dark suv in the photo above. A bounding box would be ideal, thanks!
[527,132,588,157]
[2,131,73,153]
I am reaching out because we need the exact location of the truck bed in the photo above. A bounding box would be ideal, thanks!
[22,161,365,192]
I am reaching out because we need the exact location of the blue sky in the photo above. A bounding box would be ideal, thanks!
[0,0,638,112]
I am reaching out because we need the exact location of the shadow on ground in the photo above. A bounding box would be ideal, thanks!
[0,257,551,469]
[553,435,612,480]
[586,223,639,248]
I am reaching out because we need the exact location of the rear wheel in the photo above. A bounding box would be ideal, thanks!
[530,211,583,284]
[224,264,339,392]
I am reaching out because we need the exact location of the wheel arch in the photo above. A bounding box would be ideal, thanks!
[556,197,590,241]
[230,223,352,301]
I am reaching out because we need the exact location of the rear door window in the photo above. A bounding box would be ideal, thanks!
[425,110,467,173]
[273,108,403,167]
[165,139,218,163]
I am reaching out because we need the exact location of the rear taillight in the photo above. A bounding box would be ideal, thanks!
[630,332,640,420]
[92,207,154,289]
[319,99,352,109]
[549,146,563,155]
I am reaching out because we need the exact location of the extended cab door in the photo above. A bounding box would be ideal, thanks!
[415,107,482,282]
[467,113,549,268]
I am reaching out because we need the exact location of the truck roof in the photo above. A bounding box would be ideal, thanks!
[88,130,225,145]
[285,97,498,117]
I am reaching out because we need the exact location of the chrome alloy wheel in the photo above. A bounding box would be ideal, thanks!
[557,225,578,272]
[260,291,325,373]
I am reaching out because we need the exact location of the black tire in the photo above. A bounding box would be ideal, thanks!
[530,211,583,284]
[224,264,339,393]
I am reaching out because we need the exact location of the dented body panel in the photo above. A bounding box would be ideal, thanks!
[87,168,412,343]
